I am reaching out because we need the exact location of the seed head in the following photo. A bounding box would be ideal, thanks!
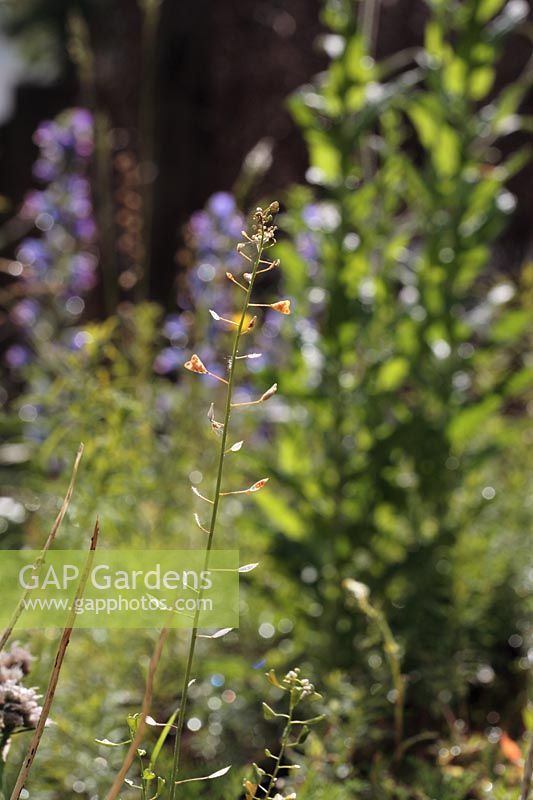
[0,682,42,736]
[0,644,33,683]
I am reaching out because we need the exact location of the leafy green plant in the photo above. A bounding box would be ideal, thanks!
[96,710,177,800]
[244,669,324,800]
[250,0,532,723]
[343,579,406,756]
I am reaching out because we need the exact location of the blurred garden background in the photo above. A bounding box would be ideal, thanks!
[0,0,532,798]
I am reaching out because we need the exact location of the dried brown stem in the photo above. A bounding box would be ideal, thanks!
[0,443,84,651]
[105,627,169,800]
[9,518,100,800]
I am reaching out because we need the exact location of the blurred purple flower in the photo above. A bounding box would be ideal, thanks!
[11,299,40,328]
[189,210,212,240]
[159,191,247,372]
[163,314,189,345]
[154,347,183,375]
[208,192,236,219]
[4,108,99,382]
[296,231,320,269]
[69,253,98,292]
[4,345,31,369]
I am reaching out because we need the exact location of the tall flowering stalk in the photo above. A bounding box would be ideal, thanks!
[2,109,98,377]
[168,201,289,796]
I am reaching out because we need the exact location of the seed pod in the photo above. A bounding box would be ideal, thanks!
[184,354,207,374]
[260,383,278,402]
[247,478,269,493]
[271,300,291,314]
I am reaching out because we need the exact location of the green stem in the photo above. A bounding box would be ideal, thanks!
[257,702,294,800]
[371,608,405,756]
[139,753,147,800]
[168,226,266,798]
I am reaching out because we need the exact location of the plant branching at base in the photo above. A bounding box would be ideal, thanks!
[244,669,324,800]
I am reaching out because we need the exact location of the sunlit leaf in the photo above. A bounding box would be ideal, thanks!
[174,765,232,785]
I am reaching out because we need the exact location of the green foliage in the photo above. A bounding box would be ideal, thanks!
[7,303,204,548]
[252,0,532,726]
[1,1,532,797]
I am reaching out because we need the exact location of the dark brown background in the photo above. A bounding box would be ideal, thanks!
[1,0,531,307]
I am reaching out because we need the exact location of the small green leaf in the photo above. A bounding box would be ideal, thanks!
[293,714,326,725]
[149,705,180,772]
[262,702,278,720]
[127,713,140,736]
[469,67,495,100]
[433,126,460,177]
[375,357,409,392]
[475,0,506,22]
[306,131,341,184]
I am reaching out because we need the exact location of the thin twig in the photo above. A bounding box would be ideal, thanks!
[0,443,84,651]
[105,627,169,800]
[9,518,100,800]
[255,708,293,800]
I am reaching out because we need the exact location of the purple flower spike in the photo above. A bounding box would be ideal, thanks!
[4,107,99,385]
